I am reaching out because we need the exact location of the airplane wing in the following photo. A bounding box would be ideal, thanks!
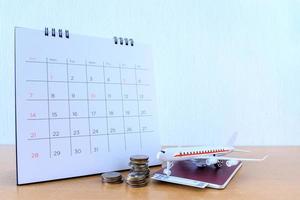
[233,148,251,153]
[215,155,268,161]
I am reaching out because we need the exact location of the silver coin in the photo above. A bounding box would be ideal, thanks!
[101,172,122,183]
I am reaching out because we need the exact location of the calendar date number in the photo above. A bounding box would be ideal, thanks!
[31,152,39,159]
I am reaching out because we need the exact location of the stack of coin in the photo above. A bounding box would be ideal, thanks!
[101,172,123,184]
[126,155,150,187]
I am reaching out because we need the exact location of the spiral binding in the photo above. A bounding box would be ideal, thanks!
[114,36,134,46]
[44,27,69,39]
[44,28,134,45]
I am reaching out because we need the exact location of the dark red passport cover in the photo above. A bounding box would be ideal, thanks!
[153,160,242,189]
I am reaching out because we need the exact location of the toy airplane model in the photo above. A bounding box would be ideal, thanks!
[157,133,268,176]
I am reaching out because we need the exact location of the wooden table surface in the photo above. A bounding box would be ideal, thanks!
[0,145,299,200]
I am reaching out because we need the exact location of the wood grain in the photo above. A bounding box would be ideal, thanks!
[0,145,299,199]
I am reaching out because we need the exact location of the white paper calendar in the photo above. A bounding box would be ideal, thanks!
[15,27,160,185]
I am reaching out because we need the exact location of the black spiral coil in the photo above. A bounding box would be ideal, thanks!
[45,27,69,39]
[113,36,134,46]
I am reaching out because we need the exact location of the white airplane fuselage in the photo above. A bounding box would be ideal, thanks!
[157,146,234,162]
[157,133,268,176]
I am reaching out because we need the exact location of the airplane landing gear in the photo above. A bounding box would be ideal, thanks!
[163,161,174,176]
[214,160,223,168]
[163,168,172,176]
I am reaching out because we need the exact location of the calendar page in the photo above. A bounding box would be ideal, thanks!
[15,27,160,185]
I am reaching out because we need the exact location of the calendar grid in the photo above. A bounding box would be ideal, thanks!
[66,59,73,155]
[27,130,154,141]
[84,60,92,153]
[134,65,142,149]
[102,62,110,152]
[119,64,127,150]
[26,99,153,102]
[25,60,149,71]
[45,58,52,158]
[26,79,150,86]
[27,115,152,121]
[25,58,154,156]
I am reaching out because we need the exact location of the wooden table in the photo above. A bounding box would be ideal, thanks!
[0,145,299,199]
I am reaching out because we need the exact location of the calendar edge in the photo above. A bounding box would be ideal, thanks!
[14,26,20,185]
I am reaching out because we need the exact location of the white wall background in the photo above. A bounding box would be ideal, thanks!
[1,0,300,145]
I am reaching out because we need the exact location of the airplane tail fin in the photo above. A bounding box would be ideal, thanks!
[227,132,238,146]
[227,132,252,153]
